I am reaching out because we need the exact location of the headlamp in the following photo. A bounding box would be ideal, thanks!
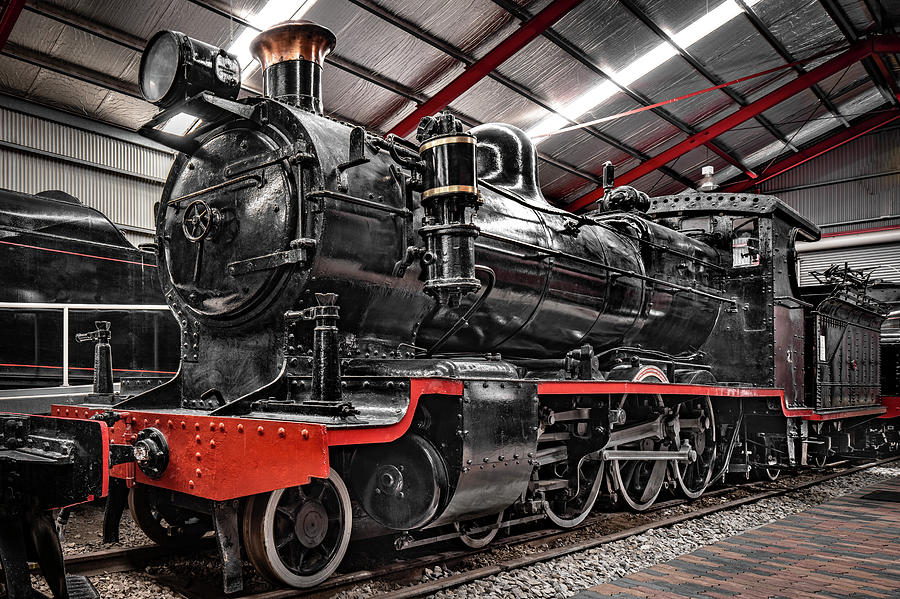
[139,30,241,109]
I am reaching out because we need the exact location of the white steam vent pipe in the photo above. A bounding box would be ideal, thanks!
[797,228,900,253]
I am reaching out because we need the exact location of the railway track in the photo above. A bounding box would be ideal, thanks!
[89,455,892,599]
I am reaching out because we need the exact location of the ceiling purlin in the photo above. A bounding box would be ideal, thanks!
[491,0,757,180]
[818,0,899,106]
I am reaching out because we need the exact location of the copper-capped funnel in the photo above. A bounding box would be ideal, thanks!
[249,20,336,71]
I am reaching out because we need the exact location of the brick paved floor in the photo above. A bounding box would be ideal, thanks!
[571,476,900,598]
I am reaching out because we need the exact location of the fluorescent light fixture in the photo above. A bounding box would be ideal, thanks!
[159,111,201,135]
[528,0,764,143]
[227,0,319,76]
[712,87,882,185]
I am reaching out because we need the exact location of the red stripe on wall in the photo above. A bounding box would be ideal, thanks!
[0,362,175,375]
[0,239,157,268]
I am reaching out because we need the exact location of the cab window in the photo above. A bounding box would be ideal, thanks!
[732,217,760,268]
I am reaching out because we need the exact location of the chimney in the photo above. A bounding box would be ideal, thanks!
[250,21,336,115]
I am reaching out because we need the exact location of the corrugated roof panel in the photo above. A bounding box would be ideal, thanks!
[753,0,844,61]
[323,64,413,131]
[0,55,40,96]
[630,169,680,196]
[627,57,733,126]
[537,129,642,177]
[449,76,543,128]
[539,161,589,201]
[50,0,171,40]
[642,0,785,80]
[379,0,517,58]
[831,0,877,35]
[49,22,141,80]
[306,1,460,95]
[23,69,107,116]
[553,0,660,75]
[598,109,684,155]
[151,2,254,49]
[7,10,67,55]
[730,69,798,106]
[92,92,161,132]
[716,122,780,164]
[552,178,598,207]
[496,35,600,109]
[759,88,831,128]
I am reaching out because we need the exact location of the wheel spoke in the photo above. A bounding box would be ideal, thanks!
[276,506,295,521]
[276,532,295,550]
[640,460,666,503]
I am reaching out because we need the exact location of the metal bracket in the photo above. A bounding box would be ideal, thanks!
[227,238,316,276]
[170,291,199,362]
[213,502,243,594]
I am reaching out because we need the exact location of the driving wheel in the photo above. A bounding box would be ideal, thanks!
[453,512,503,549]
[544,458,605,527]
[243,471,352,588]
[673,396,716,499]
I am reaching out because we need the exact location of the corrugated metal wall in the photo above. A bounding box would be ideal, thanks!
[0,101,173,246]
[798,243,900,287]
[760,125,900,233]
[760,124,900,283]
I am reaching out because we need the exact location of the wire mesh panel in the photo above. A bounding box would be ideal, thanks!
[812,298,882,411]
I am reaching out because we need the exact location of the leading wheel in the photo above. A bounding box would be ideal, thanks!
[673,396,716,499]
[544,458,605,528]
[243,471,352,588]
[454,512,503,549]
[759,466,780,481]
[129,484,212,546]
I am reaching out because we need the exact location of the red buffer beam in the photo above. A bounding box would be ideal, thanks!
[388,0,588,138]
[721,109,900,193]
[567,35,900,212]
[0,0,26,51]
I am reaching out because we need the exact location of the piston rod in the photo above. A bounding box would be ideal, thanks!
[602,448,697,462]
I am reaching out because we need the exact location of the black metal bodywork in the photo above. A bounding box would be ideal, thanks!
[0,188,180,391]
[0,413,107,598]
[144,97,725,409]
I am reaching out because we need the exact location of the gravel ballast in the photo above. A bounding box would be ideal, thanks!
[417,466,900,599]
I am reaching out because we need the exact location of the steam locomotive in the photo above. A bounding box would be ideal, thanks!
[2,20,897,598]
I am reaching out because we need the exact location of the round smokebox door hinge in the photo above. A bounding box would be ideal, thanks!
[133,427,169,479]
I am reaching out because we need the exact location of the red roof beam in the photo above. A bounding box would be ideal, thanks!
[704,142,757,179]
[567,35,900,212]
[721,109,900,193]
[0,0,26,52]
[871,53,900,102]
[388,0,588,138]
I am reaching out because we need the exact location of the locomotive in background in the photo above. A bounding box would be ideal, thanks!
[1,19,897,598]
[0,188,180,404]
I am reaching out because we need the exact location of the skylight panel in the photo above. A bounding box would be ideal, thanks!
[527,0,765,143]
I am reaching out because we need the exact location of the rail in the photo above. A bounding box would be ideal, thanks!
[0,302,170,386]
